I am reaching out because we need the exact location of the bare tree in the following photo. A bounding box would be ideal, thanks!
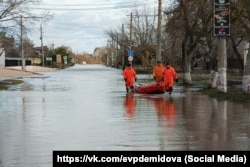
[164,0,250,92]
[105,5,158,67]
[0,0,53,63]
[131,6,158,66]
[23,37,35,57]
[164,0,235,86]
[237,0,250,94]
[0,0,45,33]
[165,0,209,84]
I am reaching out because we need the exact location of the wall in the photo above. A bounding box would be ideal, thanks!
[0,48,5,67]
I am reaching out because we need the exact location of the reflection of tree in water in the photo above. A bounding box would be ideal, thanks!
[181,92,247,150]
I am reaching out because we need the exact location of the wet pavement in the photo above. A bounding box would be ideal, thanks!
[0,64,250,166]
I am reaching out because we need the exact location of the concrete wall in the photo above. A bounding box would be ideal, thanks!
[0,48,5,68]
[56,54,61,63]
[27,57,42,65]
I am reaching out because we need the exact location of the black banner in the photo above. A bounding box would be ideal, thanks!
[213,0,230,37]
[53,151,250,167]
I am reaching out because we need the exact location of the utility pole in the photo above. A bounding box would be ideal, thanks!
[40,24,44,67]
[20,15,25,71]
[130,12,133,42]
[122,24,125,69]
[129,12,133,66]
[19,16,43,70]
[125,13,135,66]
[217,38,227,92]
[213,0,230,93]
[116,33,119,68]
[156,0,162,62]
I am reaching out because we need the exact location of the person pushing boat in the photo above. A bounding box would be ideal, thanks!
[153,60,164,84]
[123,63,137,93]
[163,62,178,95]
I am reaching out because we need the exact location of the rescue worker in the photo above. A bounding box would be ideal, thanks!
[153,61,164,84]
[163,62,178,95]
[123,63,137,93]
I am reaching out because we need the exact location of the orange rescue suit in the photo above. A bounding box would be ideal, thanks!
[153,64,164,84]
[163,66,178,89]
[123,66,137,88]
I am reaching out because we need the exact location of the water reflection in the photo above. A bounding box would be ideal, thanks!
[180,91,250,150]
[124,93,136,117]
[140,96,185,150]
[0,64,250,167]
[152,97,175,120]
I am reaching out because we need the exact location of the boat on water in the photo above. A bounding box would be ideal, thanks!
[135,83,165,94]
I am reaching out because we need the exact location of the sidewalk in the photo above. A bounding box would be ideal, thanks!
[0,66,58,80]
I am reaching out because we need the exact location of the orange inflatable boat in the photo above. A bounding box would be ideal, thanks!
[135,83,165,94]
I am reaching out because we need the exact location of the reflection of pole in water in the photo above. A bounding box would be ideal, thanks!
[123,93,137,148]
[146,97,176,149]
[124,93,136,117]
[22,97,27,121]
[152,97,175,123]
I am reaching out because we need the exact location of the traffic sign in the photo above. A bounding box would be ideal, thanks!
[128,56,133,61]
[46,57,52,61]
[213,0,230,37]
[128,49,134,57]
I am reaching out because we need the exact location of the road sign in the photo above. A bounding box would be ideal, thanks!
[127,49,134,57]
[128,56,133,61]
[213,0,230,37]
[46,57,52,61]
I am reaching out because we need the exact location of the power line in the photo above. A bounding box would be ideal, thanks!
[37,0,173,6]
[32,1,157,12]
[37,0,157,7]
[27,0,175,53]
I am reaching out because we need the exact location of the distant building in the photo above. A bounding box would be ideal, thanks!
[93,47,106,57]
[29,46,49,65]
[27,55,42,65]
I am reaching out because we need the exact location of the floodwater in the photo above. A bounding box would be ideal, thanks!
[0,64,250,166]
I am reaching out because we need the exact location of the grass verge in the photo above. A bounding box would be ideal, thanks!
[200,87,250,103]
[0,79,23,90]
[184,73,248,103]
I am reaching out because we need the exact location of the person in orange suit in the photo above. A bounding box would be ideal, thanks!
[123,63,137,93]
[163,62,178,95]
[153,61,164,84]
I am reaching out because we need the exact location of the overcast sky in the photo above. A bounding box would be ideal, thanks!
[27,0,163,54]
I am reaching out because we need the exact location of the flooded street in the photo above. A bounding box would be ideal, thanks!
[0,64,250,166]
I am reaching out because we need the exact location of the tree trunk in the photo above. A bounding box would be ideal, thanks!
[230,37,244,69]
[181,32,192,85]
[208,70,218,88]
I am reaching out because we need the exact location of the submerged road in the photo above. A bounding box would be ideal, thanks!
[0,64,249,166]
